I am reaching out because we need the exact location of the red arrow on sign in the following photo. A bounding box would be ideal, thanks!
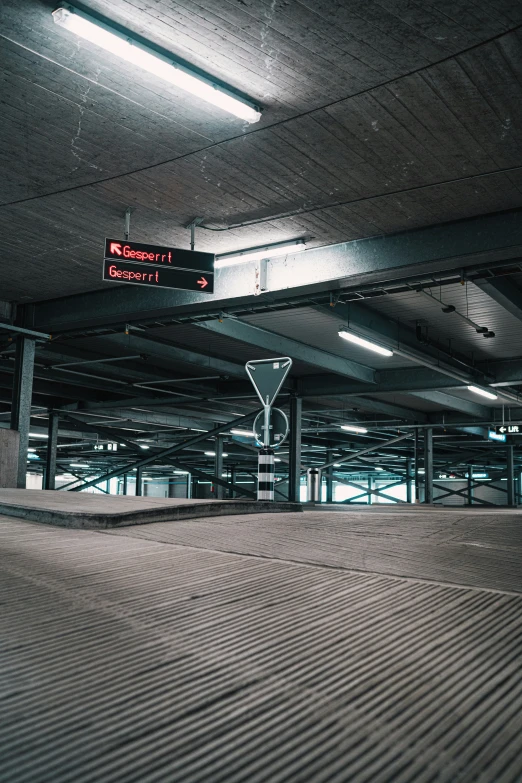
[110,242,122,256]
[197,277,208,289]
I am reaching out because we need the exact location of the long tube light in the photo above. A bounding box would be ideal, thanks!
[52,6,261,123]
[340,424,368,434]
[230,429,255,437]
[467,385,498,400]
[338,329,394,357]
[214,239,306,268]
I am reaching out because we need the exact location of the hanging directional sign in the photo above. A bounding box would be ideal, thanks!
[254,408,289,448]
[104,239,214,273]
[494,424,522,436]
[103,259,214,293]
[245,357,292,407]
[103,238,214,293]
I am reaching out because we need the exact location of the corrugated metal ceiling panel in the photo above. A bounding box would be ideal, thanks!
[241,307,408,370]
[363,281,522,360]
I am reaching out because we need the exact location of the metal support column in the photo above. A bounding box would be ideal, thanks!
[467,464,473,506]
[367,475,373,505]
[135,467,142,496]
[10,336,36,488]
[288,396,302,503]
[424,427,433,504]
[44,412,59,490]
[507,445,515,507]
[214,436,224,499]
[325,448,334,504]
[230,466,236,499]
[406,458,413,503]
[186,472,192,499]
[414,428,420,503]
[122,473,128,495]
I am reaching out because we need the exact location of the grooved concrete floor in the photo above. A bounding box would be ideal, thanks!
[2,508,522,782]
[107,508,522,593]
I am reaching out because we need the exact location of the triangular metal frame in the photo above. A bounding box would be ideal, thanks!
[245,357,292,407]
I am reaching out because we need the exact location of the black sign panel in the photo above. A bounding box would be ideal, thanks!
[494,425,522,436]
[103,259,214,293]
[104,238,214,273]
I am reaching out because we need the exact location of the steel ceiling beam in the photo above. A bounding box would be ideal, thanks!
[66,408,231,431]
[28,210,522,334]
[409,391,491,419]
[298,367,522,404]
[196,317,376,384]
[297,369,458,397]
[94,333,245,378]
[323,395,428,422]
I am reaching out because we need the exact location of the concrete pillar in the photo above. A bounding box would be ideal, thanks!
[0,429,20,488]
[406,458,413,503]
[214,435,224,499]
[186,472,192,499]
[467,464,473,506]
[325,448,334,503]
[44,412,59,490]
[122,473,128,495]
[507,445,515,507]
[168,478,176,498]
[230,466,236,499]
[288,396,302,502]
[10,336,36,488]
[424,427,433,504]
[135,467,142,496]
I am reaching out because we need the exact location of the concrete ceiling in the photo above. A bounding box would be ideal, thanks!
[2,0,522,480]
[1,0,522,301]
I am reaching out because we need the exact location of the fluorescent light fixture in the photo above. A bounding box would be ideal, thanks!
[274,458,281,462]
[139,445,150,449]
[27,454,40,460]
[52,6,261,123]
[215,239,306,269]
[29,432,48,439]
[204,451,229,457]
[27,448,37,453]
[333,463,342,467]
[375,467,384,471]
[467,385,498,400]
[230,428,255,437]
[338,329,393,357]
[341,424,368,434]
[70,463,89,468]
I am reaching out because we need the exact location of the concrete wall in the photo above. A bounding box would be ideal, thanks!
[0,429,20,488]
